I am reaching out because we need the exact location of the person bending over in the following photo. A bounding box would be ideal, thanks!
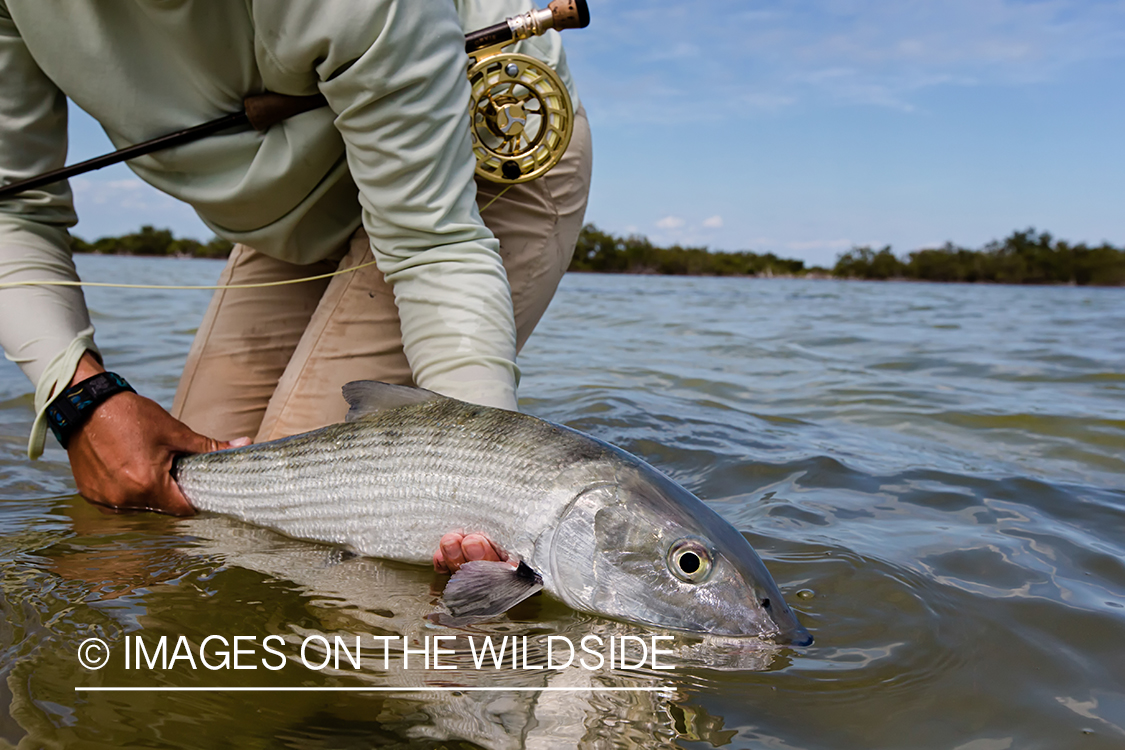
[0,0,591,571]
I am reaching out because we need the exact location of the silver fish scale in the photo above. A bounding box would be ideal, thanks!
[174,399,613,566]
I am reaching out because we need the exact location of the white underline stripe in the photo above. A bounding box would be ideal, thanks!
[75,686,670,693]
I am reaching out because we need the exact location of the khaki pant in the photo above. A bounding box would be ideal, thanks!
[172,109,591,442]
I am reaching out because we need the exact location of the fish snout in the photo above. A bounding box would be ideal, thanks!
[768,624,814,647]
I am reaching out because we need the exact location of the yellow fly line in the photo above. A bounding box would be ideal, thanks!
[0,186,514,292]
[0,258,383,291]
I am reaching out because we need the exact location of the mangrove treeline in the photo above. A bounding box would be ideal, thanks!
[567,224,807,276]
[70,223,810,277]
[72,225,1124,286]
[72,225,233,259]
[833,230,1125,286]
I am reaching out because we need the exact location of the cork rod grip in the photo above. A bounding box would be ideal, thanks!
[548,0,590,30]
[243,92,328,131]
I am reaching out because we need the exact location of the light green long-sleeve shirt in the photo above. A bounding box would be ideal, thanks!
[0,0,576,458]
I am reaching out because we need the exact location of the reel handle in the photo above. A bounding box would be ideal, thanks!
[466,0,590,54]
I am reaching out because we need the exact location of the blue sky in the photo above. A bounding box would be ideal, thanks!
[65,0,1125,267]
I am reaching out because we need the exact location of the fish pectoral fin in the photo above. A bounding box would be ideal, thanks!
[440,560,544,619]
[342,381,446,422]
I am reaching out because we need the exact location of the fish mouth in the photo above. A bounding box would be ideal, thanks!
[766,624,814,647]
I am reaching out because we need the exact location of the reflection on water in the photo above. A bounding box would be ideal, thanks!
[1,258,1124,748]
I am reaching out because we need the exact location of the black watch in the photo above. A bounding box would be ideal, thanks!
[46,372,136,448]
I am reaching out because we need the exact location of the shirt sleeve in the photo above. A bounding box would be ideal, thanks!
[252,0,519,411]
[0,3,99,459]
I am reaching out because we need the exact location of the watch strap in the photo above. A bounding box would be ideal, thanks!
[46,372,135,448]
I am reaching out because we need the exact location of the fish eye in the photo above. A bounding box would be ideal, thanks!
[668,539,713,583]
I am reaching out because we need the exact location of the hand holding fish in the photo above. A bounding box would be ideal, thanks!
[433,532,512,574]
[65,353,250,515]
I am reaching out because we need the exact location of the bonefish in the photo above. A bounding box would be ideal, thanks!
[173,381,812,645]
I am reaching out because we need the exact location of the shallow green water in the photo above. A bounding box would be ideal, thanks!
[2,256,1123,749]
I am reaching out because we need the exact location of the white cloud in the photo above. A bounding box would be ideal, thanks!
[702,215,723,229]
[656,216,685,230]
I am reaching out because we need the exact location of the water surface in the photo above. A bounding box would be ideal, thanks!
[2,256,1123,748]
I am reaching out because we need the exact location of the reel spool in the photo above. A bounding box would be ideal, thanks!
[467,52,574,185]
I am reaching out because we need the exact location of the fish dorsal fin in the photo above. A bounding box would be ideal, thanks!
[341,380,445,422]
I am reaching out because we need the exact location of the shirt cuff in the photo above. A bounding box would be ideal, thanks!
[420,363,519,412]
[28,331,98,459]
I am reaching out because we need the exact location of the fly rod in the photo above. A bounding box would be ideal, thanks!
[0,0,589,201]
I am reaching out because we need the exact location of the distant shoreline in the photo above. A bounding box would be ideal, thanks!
[74,225,1125,287]
[565,270,1118,287]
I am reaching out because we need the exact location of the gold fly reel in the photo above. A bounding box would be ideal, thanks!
[468,52,574,185]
